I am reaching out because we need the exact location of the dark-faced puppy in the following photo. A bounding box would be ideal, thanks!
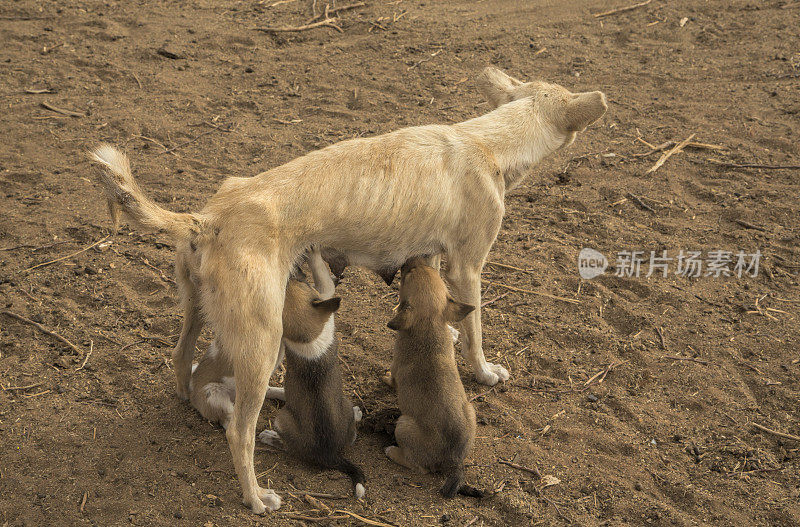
[258,280,365,498]
[384,257,477,497]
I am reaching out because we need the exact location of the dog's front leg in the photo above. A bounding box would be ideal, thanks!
[173,256,203,400]
[447,262,509,386]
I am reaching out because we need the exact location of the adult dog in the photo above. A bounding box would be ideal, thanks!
[90,66,606,513]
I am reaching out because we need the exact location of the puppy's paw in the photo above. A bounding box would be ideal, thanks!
[384,445,398,459]
[353,406,363,422]
[265,386,285,401]
[175,382,190,401]
[475,362,510,386]
[381,371,395,388]
[447,325,460,343]
[258,488,282,511]
[258,429,283,448]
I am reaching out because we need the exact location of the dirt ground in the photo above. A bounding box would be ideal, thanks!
[1,0,799,525]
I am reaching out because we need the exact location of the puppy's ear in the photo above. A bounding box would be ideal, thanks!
[477,66,524,109]
[444,297,475,323]
[387,304,412,331]
[564,91,607,131]
[312,297,341,314]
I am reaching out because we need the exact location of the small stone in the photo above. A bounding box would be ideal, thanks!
[634,482,643,491]
[174,511,183,519]
[587,393,599,402]
[440,514,451,523]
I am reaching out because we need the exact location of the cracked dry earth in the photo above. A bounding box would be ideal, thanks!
[1,0,799,526]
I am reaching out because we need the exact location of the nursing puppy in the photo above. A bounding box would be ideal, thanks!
[188,250,333,430]
[257,280,366,499]
[89,67,606,513]
[384,258,477,497]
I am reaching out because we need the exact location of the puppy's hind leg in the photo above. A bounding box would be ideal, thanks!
[386,415,428,473]
[173,253,203,400]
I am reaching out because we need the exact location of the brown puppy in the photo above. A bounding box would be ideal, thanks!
[384,257,477,497]
[258,279,365,498]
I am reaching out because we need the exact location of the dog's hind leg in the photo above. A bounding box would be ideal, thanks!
[173,253,203,400]
[211,254,287,515]
[446,260,509,386]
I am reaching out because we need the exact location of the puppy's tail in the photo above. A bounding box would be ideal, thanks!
[441,464,484,499]
[332,456,366,498]
[440,465,465,498]
[89,144,200,239]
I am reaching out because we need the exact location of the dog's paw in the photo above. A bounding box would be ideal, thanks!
[258,488,282,511]
[245,496,267,515]
[258,429,283,448]
[353,406,363,422]
[447,325,460,343]
[475,362,510,386]
[265,386,285,401]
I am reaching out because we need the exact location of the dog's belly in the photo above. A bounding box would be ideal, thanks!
[322,244,441,284]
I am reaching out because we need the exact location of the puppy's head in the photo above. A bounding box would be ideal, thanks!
[477,66,607,145]
[283,279,341,343]
[387,257,474,332]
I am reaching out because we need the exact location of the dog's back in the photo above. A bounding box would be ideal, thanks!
[386,259,477,496]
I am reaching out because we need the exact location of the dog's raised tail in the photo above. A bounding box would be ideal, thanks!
[89,144,199,238]
[333,457,366,498]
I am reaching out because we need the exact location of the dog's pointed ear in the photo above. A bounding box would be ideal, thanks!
[564,91,607,132]
[312,297,341,314]
[387,303,412,331]
[377,267,399,286]
[477,66,524,109]
[444,297,475,323]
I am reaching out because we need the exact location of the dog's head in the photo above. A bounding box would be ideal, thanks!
[283,279,341,343]
[477,66,607,145]
[387,257,474,332]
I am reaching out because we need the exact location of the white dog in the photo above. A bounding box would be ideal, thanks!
[90,66,606,514]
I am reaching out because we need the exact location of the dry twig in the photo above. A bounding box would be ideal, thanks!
[708,160,800,170]
[626,192,656,213]
[333,510,395,527]
[1,310,85,356]
[594,0,652,18]
[253,14,343,33]
[646,133,696,174]
[499,458,542,479]
[751,422,800,442]
[482,280,581,305]
[486,260,534,274]
[21,235,110,273]
[40,101,85,117]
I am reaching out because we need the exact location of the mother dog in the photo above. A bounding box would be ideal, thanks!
[90,66,606,513]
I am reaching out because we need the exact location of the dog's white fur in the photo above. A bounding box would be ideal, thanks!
[90,67,606,514]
